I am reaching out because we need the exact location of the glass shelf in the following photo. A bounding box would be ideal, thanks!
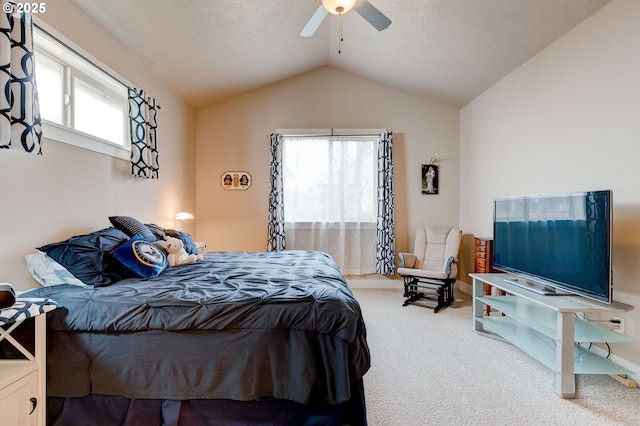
[479,296,634,343]
[478,316,633,375]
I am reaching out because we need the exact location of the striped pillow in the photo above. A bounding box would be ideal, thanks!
[109,216,156,241]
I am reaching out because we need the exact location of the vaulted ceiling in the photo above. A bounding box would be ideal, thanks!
[71,0,612,109]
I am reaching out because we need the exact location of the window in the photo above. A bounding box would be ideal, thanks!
[282,131,380,274]
[33,22,130,158]
[34,52,64,125]
[283,135,377,223]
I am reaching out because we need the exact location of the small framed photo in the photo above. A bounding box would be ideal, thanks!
[421,164,438,195]
[222,171,251,190]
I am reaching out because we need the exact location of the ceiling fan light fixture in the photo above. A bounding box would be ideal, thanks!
[322,0,357,15]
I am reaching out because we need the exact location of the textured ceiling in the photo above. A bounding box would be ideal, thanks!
[71,0,612,108]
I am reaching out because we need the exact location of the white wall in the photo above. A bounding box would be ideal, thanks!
[460,0,640,374]
[195,66,460,284]
[0,0,196,290]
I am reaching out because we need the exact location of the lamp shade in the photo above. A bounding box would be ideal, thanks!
[322,0,357,14]
[174,212,194,220]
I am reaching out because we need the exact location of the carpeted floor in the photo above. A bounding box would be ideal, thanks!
[352,288,640,426]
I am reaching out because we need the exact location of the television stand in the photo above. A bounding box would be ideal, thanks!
[470,273,635,398]
[503,277,571,296]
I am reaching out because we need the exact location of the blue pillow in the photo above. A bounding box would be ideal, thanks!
[38,227,130,287]
[111,235,168,279]
[145,223,166,240]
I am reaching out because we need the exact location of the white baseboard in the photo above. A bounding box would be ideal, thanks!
[345,275,403,289]
[578,342,640,385]
[457,280,472,295]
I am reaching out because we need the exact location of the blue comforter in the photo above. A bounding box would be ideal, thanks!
[23,250,370,403]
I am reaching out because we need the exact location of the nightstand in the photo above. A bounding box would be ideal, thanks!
[1,298,57,426]
[195,241,207,254]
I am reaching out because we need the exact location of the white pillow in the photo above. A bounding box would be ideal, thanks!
[25,250,88,287]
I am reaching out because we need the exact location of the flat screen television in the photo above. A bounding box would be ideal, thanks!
[493,190,612,304]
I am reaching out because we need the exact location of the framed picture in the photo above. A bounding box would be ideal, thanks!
[421,164,438,195]
[221,171,251,190]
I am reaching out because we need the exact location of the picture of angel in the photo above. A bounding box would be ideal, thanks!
[421,164,438,195]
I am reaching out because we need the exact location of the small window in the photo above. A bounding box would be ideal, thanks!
[73,75,125,145]
[33,22,130,157]
[34,52,64,125]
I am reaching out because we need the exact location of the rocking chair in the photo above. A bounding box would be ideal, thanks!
[398,227,462,313]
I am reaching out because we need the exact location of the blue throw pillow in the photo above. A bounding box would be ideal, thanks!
[111,235,168,279]
[38,227,130,287]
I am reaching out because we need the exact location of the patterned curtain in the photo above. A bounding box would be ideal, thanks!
[128,88,159,178]
[376,130,395,275]
[0,4,42,154]
[267,133,285,251]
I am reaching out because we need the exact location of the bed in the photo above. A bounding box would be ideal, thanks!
[20,218,370,425]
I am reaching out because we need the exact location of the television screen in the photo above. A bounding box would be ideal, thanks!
[493,190,612,303]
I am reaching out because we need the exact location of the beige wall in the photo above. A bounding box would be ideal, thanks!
[195,66,460,283]
[0,0,196,290]
[460,0,640,372]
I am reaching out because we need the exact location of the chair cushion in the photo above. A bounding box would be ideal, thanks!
[398,267,449,280]
[398,227,461,279]
[414,227,460,271]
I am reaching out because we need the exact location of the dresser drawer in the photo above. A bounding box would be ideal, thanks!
[476,258,487,269]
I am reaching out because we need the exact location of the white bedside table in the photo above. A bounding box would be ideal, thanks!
[1,298,57,426]
[195,241,207,254]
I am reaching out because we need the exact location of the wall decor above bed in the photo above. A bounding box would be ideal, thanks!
[221,171,251,190]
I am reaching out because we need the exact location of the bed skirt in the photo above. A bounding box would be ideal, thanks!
[47,378,367,426]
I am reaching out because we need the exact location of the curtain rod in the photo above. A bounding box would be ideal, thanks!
[282,133,381,138]
[279,128,386,138]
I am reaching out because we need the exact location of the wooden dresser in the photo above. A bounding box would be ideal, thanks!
[474,237,493,274]
[474,237,495,314]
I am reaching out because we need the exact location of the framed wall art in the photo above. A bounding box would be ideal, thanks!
[221,171,251,190]
[421,164,438,195]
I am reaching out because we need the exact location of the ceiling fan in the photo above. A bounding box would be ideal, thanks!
[300,0,392,37]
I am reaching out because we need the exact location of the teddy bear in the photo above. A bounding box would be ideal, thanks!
[161,236,203,267]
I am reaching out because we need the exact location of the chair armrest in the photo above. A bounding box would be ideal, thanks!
[444,256,457,276]
[398,253,417,269]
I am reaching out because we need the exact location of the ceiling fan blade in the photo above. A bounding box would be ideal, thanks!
[354,0,392,31]
[300,5,329,37]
